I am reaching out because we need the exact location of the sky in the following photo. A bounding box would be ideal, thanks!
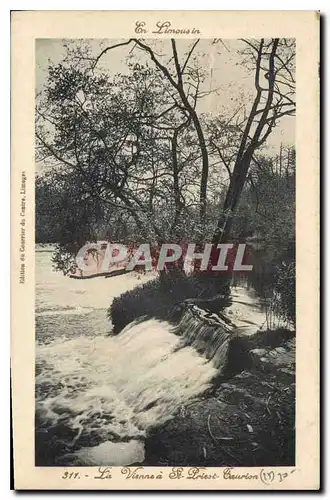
[36,38,295,154]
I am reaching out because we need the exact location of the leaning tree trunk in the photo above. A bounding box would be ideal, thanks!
[212,151,252,245]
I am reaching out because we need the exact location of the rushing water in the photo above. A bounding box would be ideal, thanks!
[35,248,219,466]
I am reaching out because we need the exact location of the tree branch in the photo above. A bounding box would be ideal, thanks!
[92,39,133,69]
[182,39,200,74]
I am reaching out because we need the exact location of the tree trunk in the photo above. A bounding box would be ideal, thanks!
[212,151,252,245]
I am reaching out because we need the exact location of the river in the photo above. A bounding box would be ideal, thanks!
[35,247,218,466]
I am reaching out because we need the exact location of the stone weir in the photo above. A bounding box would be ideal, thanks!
[172,286,270,371]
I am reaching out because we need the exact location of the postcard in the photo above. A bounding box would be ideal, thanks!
[11,10,320,490]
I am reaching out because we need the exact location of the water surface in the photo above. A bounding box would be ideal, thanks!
[35,248,216,466]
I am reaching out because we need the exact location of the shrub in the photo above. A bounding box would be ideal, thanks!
[273,261,296,325]
[247,240,295,328]
[109,273,230,334]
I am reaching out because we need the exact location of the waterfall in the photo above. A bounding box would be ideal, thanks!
[36,317,220,466]
[173,304,236,370]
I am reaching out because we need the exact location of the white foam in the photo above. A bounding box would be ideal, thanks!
[67,440,145,466]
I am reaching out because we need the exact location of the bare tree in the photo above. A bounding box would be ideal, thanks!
[93,38,210,226]
[211,38,295,244]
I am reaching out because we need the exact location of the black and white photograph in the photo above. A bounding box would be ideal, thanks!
[34,35,297,469]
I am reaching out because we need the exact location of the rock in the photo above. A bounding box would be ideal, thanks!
[249,339,295,375]
[249,348,268,366]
